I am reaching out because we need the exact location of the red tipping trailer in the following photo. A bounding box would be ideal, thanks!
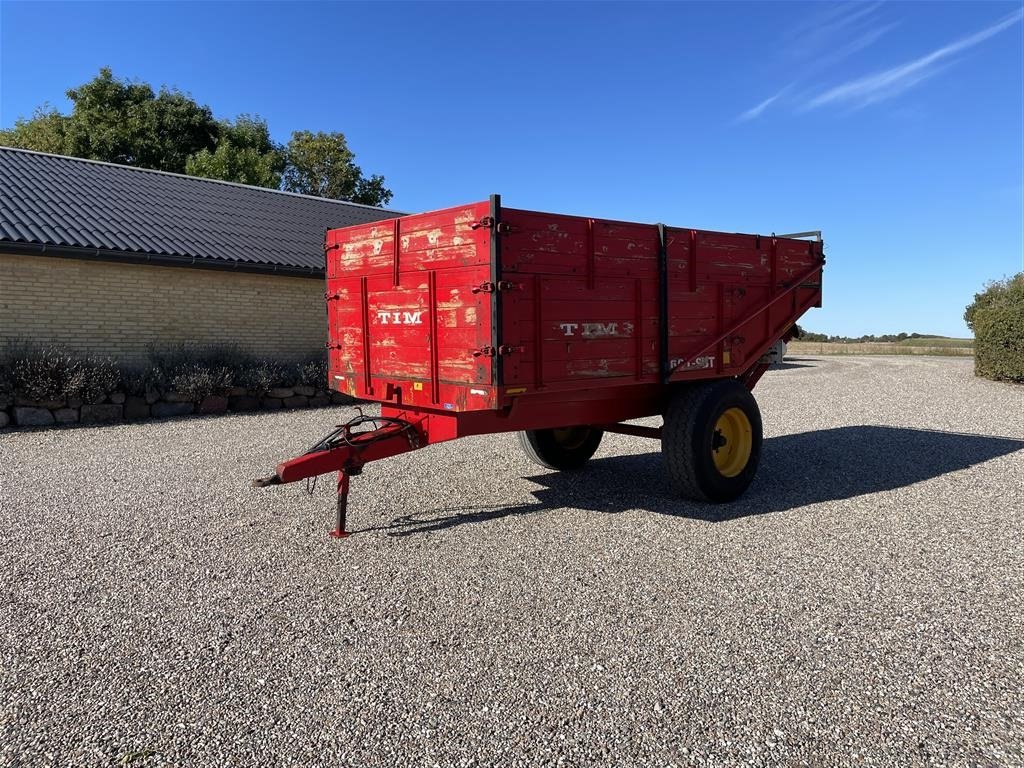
[256,196,824,537]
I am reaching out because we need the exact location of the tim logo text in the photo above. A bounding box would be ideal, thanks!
[376,310,424,325]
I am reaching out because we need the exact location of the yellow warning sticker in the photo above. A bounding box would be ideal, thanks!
[413,382,423,391]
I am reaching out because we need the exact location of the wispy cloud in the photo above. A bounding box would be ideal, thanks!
[788,2,883,51]
[814,21,900,70]
[805,8,1024,110]
[737,2,893,121]
[735,85,794,123]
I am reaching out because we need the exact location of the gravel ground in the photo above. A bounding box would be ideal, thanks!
[1,356,1022,767]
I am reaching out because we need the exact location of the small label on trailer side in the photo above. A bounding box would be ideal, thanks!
[670,356,715,371]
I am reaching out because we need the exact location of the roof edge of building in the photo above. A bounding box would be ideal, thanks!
[0,145,406,214]
[2,241,326,280]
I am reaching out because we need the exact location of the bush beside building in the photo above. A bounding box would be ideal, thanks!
[0,344,351,429]
[964,273,1024,384]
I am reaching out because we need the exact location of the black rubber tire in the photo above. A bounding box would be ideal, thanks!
[518,426,604,471]
[662,379,763,503]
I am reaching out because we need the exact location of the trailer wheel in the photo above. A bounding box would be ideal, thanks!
[519,427,604,471]
[662,380,762,502]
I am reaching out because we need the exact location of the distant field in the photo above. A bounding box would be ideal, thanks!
[897,337,974,348]
[789,337,974,357]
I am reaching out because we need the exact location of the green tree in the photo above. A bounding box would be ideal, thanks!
[283,130,393,206]
[186,115,286,188]
[62,67,217,172]
[965,273,1024,382]
[2,68,394,204]
[0,105,69,154]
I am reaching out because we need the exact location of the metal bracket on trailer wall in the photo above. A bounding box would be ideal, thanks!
[489,194,504,389]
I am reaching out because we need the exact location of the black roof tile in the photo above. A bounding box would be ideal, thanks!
[0,146,401,274]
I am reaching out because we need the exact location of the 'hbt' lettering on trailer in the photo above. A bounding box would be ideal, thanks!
[376,310,424,325]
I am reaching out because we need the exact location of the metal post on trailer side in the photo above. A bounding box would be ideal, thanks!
[657,222,670,384]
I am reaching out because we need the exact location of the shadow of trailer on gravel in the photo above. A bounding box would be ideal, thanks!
[377,426,1024,536]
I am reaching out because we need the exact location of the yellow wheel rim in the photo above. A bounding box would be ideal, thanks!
[712,407,753,478]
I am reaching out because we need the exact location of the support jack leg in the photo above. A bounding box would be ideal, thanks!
[330,470,351,539]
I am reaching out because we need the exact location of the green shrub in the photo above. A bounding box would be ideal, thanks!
[0,342,120,403]
[294,357,328,389]
[145,343,243,399]
[0,341,331,404]
[2,343,76,402]
[64,356,120,404]
[965,274,1024,383]
[169,363,233,401]
[237,359,288,395]
[119,366,162,398]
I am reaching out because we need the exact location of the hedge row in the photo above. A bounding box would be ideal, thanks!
[967,274,1024,383]
[0,342,329,408]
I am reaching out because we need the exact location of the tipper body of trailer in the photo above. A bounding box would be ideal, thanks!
[255,196,824,537]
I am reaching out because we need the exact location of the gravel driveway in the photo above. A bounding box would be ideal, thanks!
[2,356,1022,767]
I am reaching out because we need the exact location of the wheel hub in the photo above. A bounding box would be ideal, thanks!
[711,407,753,478]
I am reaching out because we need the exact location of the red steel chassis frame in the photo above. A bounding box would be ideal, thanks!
[255,258,821,537]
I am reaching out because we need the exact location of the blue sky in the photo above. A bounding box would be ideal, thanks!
[2,1,1021,337]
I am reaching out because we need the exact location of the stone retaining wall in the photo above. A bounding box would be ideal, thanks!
[0,386,353,430]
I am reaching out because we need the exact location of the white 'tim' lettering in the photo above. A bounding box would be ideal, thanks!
[377,310,424,325]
